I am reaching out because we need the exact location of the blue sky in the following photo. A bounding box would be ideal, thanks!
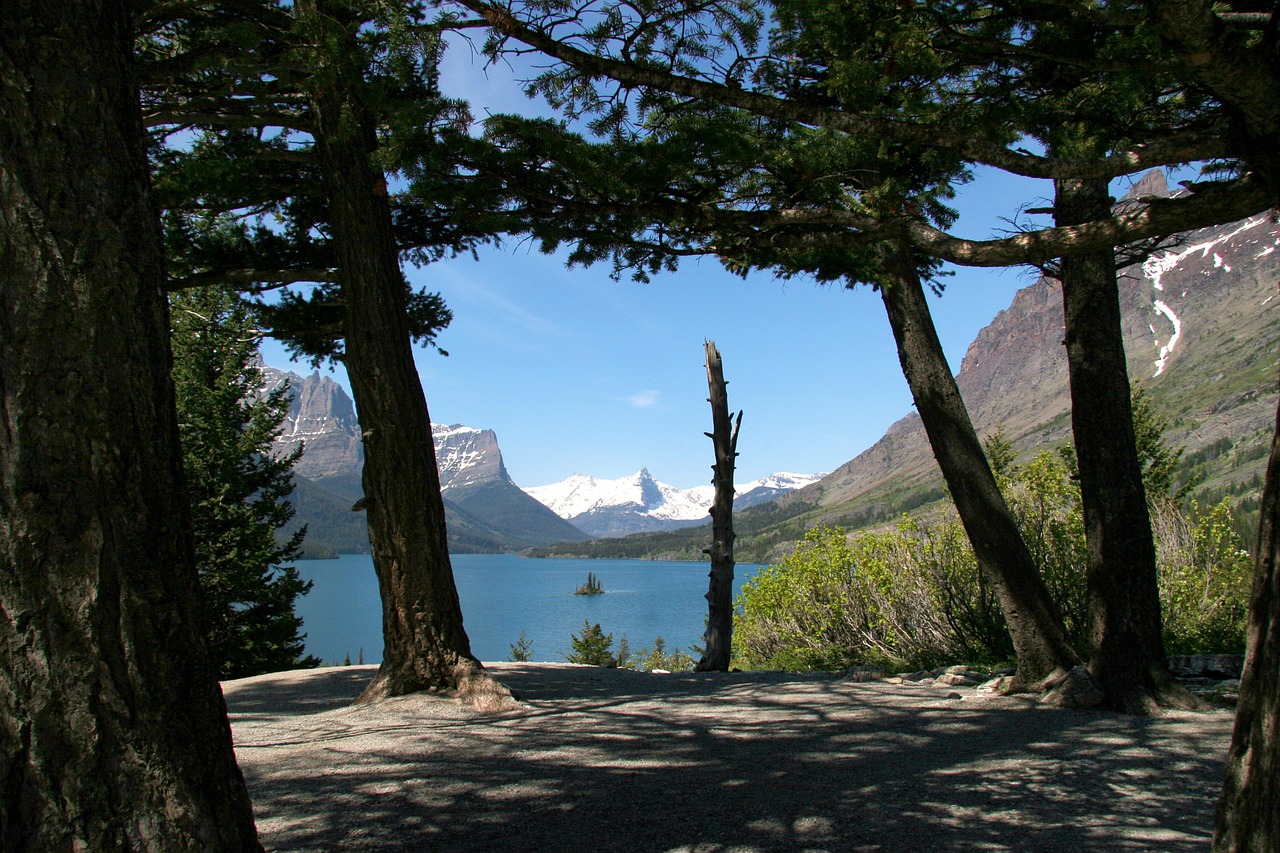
[260,39,1094,491]
[262,171,1050,491]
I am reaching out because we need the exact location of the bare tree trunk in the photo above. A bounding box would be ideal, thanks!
[0,1,261,847]
[697,341,741,672]
[1214,386,1280,851]
[303,0,512,709]
[1054,177,1193,715]
[878,249,1079,690]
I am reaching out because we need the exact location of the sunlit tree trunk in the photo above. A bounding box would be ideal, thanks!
[301,0,513,707]
[696,340,740,672]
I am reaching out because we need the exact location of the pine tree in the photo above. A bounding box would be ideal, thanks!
[567,621,616,666]
[170,284,320,679]
[509,630,534,662]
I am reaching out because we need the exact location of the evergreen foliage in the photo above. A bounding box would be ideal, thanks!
[567,620,616,666]
[636,637,695,672]
[170,284,320,679]
[509,629,534,662]
[139,0,483,367]
[574,571,605,595]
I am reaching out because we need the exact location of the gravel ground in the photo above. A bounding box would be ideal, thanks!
[223,663,1235,852]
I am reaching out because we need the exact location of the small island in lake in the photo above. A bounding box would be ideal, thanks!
[574,571,605,595]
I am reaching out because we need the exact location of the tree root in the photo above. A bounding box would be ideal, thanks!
[354,656,519,711]
[1003,663,1207,714]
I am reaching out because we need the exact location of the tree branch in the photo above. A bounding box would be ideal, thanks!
[458,0,1234,179]
[167,267,338,291]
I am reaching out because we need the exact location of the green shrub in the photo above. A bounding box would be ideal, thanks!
[567,620,616,666]
[1156,498,1252,655]
[734,452,1252,672]
[509,630,534,662]
[635,637,695,672]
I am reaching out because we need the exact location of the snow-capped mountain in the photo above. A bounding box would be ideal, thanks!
[259,367,588,552]
[431,423,507,492]
[525,468,825,537]
[685,472,829,511]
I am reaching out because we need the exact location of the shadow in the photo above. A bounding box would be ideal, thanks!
[226,665,1233,852]
[223,666,376,720]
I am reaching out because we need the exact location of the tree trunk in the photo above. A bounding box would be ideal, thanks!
[1213,384,1280,851]
[303,0,512,709]
[878,249,1078,690]
[0,1,261,848]
[1053,177,1193,715]
[696,341,741,672]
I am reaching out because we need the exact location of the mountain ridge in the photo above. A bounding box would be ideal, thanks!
[524,469,826,537]
[261,368,589,553]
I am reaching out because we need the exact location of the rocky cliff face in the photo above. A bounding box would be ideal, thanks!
[782,173,1280,520]
[260,368,588,552]
[433,424,509,492]
[262,367,364,499]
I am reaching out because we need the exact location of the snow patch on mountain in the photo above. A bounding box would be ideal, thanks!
[1151,300,1183,377]
[1140,215,1270,377]
[525,468,826,536]
[1141,216,1269,291]
[526,468,708,522]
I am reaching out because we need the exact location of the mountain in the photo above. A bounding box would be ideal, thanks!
[525,469,826,537]
[533,173,1280,562]
[430,424,590,550]
[260,368,588,553]
[761,174,1280,543]
[689,472,830,511]
[800,180,1278,514]
[263,367,364,500]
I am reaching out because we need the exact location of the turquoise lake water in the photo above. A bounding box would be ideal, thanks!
[295,553,761,665]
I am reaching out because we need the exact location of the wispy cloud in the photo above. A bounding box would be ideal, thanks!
[628,390,661,409]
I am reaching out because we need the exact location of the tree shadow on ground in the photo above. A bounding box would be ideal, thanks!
[225,664,1232,852]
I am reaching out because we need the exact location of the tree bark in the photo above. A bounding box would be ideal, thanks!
[696,341,741,672]
[878,249,1078,690]
[1053,176,1193,715]
[1143,0,1280,203]
[0,1,261,848]
[302,0,512,708]
[1213,383,1280,851]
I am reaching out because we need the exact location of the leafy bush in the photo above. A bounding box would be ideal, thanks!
[733,523,972,672]
[735,450,1252,672]
[1155,498,1253,655]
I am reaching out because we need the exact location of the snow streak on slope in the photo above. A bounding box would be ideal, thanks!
[1141,216,1270,377]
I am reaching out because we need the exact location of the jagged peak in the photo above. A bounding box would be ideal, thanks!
[1120,169,1171,202]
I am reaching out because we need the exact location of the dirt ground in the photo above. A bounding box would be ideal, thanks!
[223,663,1235,852]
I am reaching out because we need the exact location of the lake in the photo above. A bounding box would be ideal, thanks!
[295,554,762,665]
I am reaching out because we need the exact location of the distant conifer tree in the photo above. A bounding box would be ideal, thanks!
[567,621,615,666]
[170,285,320,679]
